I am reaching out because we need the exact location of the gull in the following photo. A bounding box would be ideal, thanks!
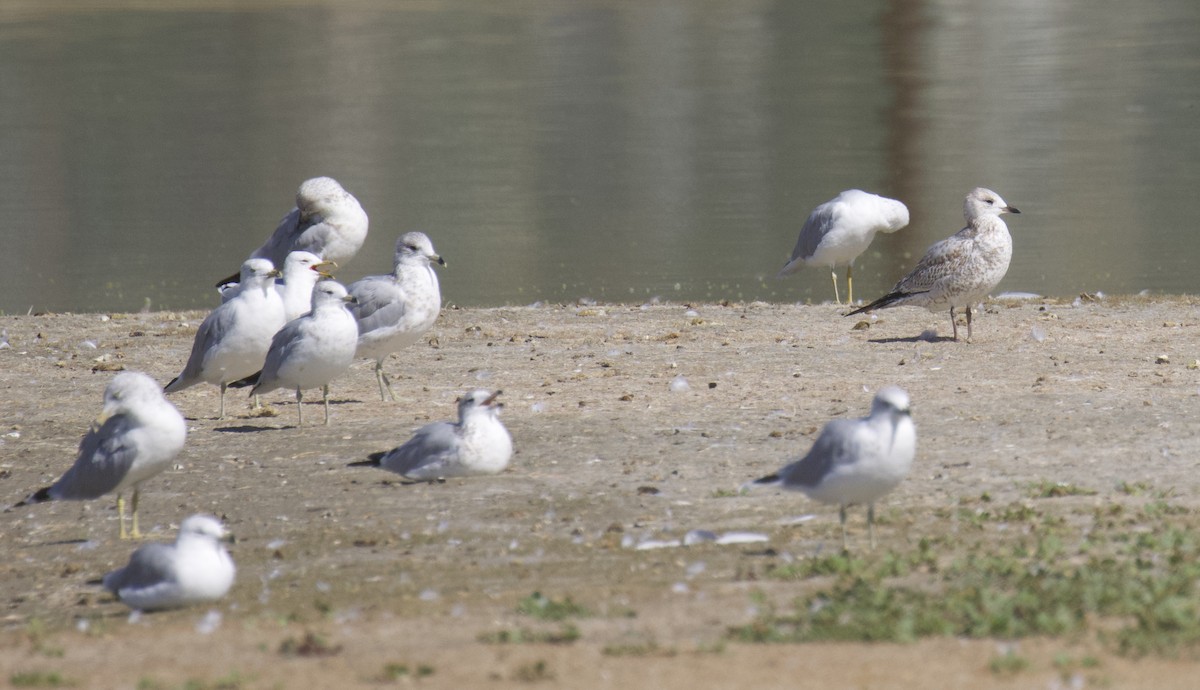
[217,176,368,286]
[165,259,286,418]
[348,232,445,401]
[233,281,360,426]
[778,190,909,305]
[102,514,235,611]
[374,390,512,481]
[846,187,1020,341]
[17,372,187,540]
[218,251,335,322]
[748,386,915,550]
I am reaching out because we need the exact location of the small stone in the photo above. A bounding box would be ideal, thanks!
[1156,354,1170,364]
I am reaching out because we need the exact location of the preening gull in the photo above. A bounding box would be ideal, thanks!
[778,190,909,305]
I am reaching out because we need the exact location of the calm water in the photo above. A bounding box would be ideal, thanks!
[2,0,1199,313]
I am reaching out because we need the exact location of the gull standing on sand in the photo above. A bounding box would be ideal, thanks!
[17,372,187,540]
[217,176,368,286]
[102,514,235,611]
[373,390,512,481]
[748,386,915,550]
[778,190,910,305]
[165,259,286,418]
[348,232,445,401]
[847,188,1020,341]
[234,281,360,426]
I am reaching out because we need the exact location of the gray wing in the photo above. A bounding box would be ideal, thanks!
[166,304,239,389]
[380,422,461,479]
[779,418,862,488]
[892,228,974,294]
[102,542,177,593]
[252,318,309,392]
[49,414,141,500]
[348,277,406,335]
[251,208,304,266]
[779,204,838,275]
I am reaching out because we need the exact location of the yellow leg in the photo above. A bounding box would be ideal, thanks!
[323,384,331,426]
[839,504,848,551]
[846,264,854,305]
[295,387,304,427]
[868,503,876,550]
[117,494,129,540]
[830,270,841,305]
[130,488,142,539]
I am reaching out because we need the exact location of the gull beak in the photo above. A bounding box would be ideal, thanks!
[268,269,283,279]
[1004,205,1021,214]
[482,390,502,407]
[434,254,447,268]
[314,260,338,279]
[343,294,358,305]
[92,409,113,432]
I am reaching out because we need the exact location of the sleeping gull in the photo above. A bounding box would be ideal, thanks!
[846,187,1020,341]
[373,390,512,481]
[747,386,915,550]
[17,372,187,540]
[778,190,909,305]
[217,176,368,286]
[218,251,335,322]
[165,259,286,418]
[102,514,235,610]
[233,280,360,426]
[348,232,445,401]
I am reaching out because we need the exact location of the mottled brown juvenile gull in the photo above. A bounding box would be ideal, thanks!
[374,390,513,481]
[778,189,909,304]
[847,187,1020,341]
[217,176,368,286]
[748,386,916,551]
[166,259,286,418]
[348,232,445,401]
[103,514,235,611]
[18,372,187,540]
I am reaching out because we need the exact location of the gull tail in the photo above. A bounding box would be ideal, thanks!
[741,473,782,492]
[348,453,385,468]
[14,486,52,508]
[228,371,261,389]
[845,290,921,317]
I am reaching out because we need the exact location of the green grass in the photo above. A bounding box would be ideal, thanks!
[731,498,1200,656]
[516,592,590,621]
[1029,480,1099,498]
[10,671,74,688]
[478,624,581,645]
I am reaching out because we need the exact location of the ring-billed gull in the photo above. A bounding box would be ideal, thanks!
[846,188,1020,341]
[102,514,235,611]
[748,386,915,550]
[778,190,909,305]
[217,176,368,286]
[373,390,512,481]
[165,259,286,418]
[18,372,187,540]
[218,251,335,322]
[348,232,445,401]
[233,281,360,426]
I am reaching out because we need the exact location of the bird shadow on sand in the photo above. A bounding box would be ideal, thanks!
[214,424,293,433]
[863,334,957,344]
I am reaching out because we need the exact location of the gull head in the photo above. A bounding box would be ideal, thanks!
[964,188,1020,222]
[240,258,280,284]
[395,231,446,268]
[458,389,503,420]
[296,176,349,218]
[282,251,326,278]
[178,514,231,543]
[871,385,912,418]
[310,280,357,309]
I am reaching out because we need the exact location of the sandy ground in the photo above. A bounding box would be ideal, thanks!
[2,296,1200,688]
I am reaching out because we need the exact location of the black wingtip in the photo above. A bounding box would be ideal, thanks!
[215,271,241,288]
[228,371,261,389]
[15,486,52,507]
[348,453,385,468]
[752,473,781,485]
